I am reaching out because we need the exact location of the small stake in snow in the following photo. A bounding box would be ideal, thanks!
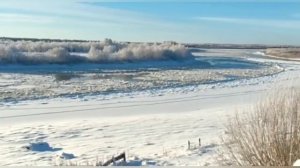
[199,138,201,147]
[188,140,191,150]
[112,156,116,165]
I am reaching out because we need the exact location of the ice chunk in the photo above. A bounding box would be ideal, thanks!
[24,142,61,152]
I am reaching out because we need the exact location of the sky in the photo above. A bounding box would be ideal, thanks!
[0,0,300,45]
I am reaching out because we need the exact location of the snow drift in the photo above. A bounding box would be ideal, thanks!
[0,39,193,64]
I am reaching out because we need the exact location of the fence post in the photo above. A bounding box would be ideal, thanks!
[199,138,201,147]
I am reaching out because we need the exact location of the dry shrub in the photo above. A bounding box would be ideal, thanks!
[224,89,300,166]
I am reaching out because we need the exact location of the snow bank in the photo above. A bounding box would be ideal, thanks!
[0,39,192,64]
[294,160,300,166]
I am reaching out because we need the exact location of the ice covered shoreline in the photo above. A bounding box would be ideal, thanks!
[0,49,283,104]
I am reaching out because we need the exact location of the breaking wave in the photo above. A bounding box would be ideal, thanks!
[0,39,193,65]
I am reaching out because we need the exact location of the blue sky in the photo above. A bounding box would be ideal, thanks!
[0,0,300,45]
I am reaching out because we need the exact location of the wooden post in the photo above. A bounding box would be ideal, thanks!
[188,140,191,150]
[102,152,126,166]
[199,138,201,147]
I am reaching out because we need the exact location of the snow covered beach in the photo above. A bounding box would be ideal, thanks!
[0,48,299,166]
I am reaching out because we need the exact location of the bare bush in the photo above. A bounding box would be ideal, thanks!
[224,89,300,166]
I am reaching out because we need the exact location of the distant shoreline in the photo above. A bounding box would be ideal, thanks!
[256,50,300,62]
